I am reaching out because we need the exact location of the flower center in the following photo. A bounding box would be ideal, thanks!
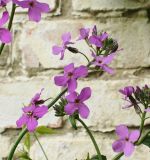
[75,99,80,104]
[125,137,129,141]
[29,1,34,7]
[98,60,102,64]
[68,72,73,78]
[27,111,33,116]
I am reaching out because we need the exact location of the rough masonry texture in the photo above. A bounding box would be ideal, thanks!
[0,0,150,159]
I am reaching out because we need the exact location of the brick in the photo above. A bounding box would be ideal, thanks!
[30,130,150,160]
[76,78,150,132]
[72,0,150,12]
[12,18,150,70]
[0,77,62,130]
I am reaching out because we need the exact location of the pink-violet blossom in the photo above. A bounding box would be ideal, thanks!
[92,52,115,74]
[54,63,88,92]
[52,32,73,60]
[13,0,50,22]
[112,125,140,157]
[65,87,91,118]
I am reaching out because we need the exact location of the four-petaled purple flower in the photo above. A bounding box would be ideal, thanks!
[0,0,10,6]
[65,87,91,118]
[112,125,140,157]
[92,52,115,74]
[0,11,12,43]
[13,0,50,22]
[52,32,73,60]
[119,86,135,99]
[16,105,48,132]
[54,63,88,92]
[16,90,48,132]
[78,27,90,40]
[89,31,108,47]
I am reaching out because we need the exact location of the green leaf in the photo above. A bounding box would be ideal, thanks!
[24,133,30,151]
[86,153,90,160]
[142,134,150,148]
[36,126,55,135]
[91,155,107,160]
[69,115,77,130]
[15,150,32,160]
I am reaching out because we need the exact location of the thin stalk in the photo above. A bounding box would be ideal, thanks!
[112,153,123,160]
[33,133,49,160]
[0,3,16,55]
[7,127,28,160]
[48,88,67,109]
[78,51,90,64]
[77,117,103,160]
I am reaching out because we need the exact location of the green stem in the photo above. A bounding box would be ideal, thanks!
[7,127,28,160]
[48,88,67,109]
[0,3,16,56]
[112,153,123,160]
[78,51,90,64]
[33,133,49,160]
[77,118,103,160]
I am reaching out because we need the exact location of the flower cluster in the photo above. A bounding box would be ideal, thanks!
[16,89,48,132]
[119,85,150,113]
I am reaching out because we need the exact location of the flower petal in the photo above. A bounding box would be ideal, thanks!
[0,11,9,27]
[74,65,88,78]
[61,32,71,44]
[78,87,91,102]
[0,28,12,43]
[102,65,114,75]
[34,105,48,118]
[116,125,129,139]
[78,103,90,119]
[112,140,125,153]
[66,92,78,103]
[36,1,50,13]
[64,63,74,74]
[27,117,38,132]
[52,45,63,55]
[129,130,140,143]
[68,78,77,92]
[16,114,28,128]
[64,103,77,115]
[22,105,35,113]
[124,142,134,157]
[28,7,41,22]
[54,76,68,86]
[102,53,115,65]
[89,35,102,47]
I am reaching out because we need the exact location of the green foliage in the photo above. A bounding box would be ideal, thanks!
[53,98,67,116]
[36,126,55,135]
[85,154,107,160]
[14,149,32,160]
[69,115,77,130]
[142,134,150,148]
[24,133,31,151]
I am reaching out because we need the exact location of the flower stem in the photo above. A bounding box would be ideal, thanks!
[33,132,49,160]
[78,51,90,64]
[112,153,123,160]
[77,117,103,160]
[7,127,28,160]
[0,3,16,56]
[48,88,67,109]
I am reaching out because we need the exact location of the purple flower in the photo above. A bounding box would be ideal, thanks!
[0,0,10,6]
[0,11,12,43]
[54,63,88,92]
[65,87,91,118]
[119,86,135,99]
[89,32,108,47]
[112,125,140,157]
[52,32,73,60]
[78,28,90,40]
[30,88,44,105]
[92,52,115,74]
[16,105,48,132]
[13,0,50,22]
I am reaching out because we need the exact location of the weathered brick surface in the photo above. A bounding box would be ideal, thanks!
[72,0,150,12]
[0,0,150,159]
[12,18,150,70]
